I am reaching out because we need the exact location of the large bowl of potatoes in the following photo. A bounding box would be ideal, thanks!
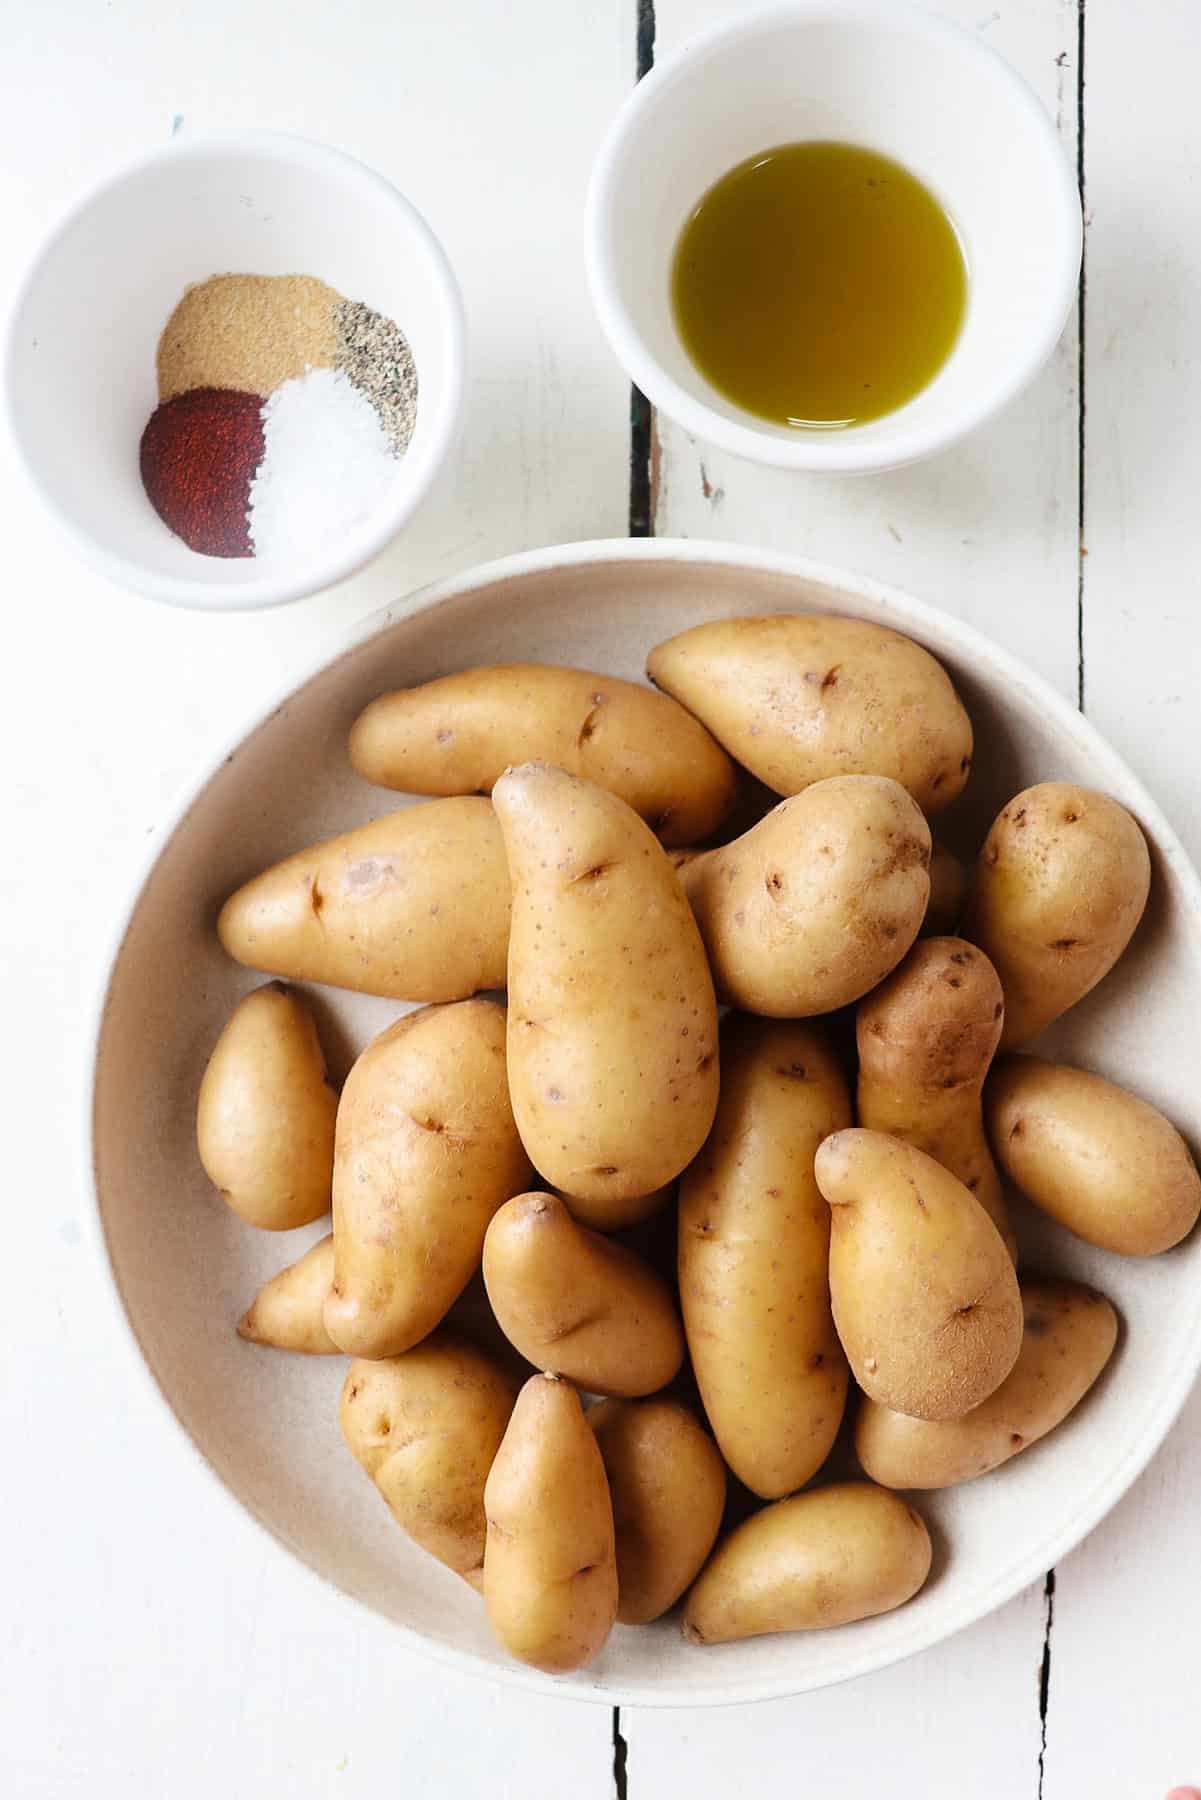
[89,538,1201,1703]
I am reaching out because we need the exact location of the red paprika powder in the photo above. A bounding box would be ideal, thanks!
[139,386,264,558]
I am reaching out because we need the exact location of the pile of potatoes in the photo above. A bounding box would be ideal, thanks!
[197,613,1201,1674]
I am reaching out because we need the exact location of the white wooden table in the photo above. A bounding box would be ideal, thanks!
[3,2,1198,1795]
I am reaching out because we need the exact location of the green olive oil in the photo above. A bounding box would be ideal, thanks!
[671,141,967,430]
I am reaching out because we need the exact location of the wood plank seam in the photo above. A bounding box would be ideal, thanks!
[1037,1569,1058,1799]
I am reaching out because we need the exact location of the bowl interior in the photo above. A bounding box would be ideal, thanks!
[592,4,1080,462]
[92,545,1201,1704]
[6,137,460,601]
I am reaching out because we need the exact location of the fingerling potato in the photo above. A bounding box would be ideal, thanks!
[340,1333,520,1585]
[590,1398,727,1624]
[856,1280,1118,1488]
[679,1016,851,1498]
[647,614,972,813]
[197,982,337,1230]
[483,1192,684,1397]
[683,1482,932,1644]
[238,1233,338,1353]
[816,1130,1023,1421]
[325,1001,533,1358]
[484,1374,618,1672]
[986,1055,1201,1255]
[349,664,737,845]
[962,783,1150,1049]
[676,776,931,1017]
[217,799,510,1002]
[494,762,719,1221]
[857,937,1014,1260]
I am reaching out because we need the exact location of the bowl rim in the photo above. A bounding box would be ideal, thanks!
[584,0,1083,474]
[3,128,466,611]
[83,537,1201,1704]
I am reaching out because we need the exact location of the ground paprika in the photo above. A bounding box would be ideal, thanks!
[139,386,264,557]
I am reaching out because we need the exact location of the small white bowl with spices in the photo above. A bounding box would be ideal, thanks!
[5,131,465,610]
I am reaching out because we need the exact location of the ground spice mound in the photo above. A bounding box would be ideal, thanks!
[156,274,338,401]
[139,386,264,557]
[333,298,418,454]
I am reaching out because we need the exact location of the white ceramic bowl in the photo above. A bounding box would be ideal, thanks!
[89,540,1201,1704]
[5,132,465,610]
[586,1,1082,473]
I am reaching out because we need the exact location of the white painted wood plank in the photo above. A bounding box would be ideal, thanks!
[626,1,1078,1790]
[0,1,627,1792]
[650,0,1082,695]
[1040,1,1201,1792]
[620,1582,1048,1800]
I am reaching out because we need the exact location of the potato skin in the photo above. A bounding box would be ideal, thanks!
[324,1002,533,1359]
[986,1055,1201,1255]
[482,1193,684,1398]
[683,1482,932,1645]
[340,1334,520,1585]
[962,783,1150,1049]
[494,762,719,1221]
[857,937,1014,1261]
[676,776,931,1017]
[679,1017,851,1498]
[856,1280,1118,1489]
[484,1375,618,1672]
[238,1234,338,1353]
[197,983,337,1230]
[647,614,972,814]
[816,1130,1023,1421]
[217,799,509,1002]
[349,664,737,846]
[590,1398,727,1624]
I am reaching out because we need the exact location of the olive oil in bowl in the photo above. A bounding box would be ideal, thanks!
[671,142,967,431]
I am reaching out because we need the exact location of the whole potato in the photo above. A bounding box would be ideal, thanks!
[484,1374,618,1672]
[238,1234,337,1353]
[924,839,967,935]
[493,762,719,1222]
[986,1055,1201,1255]
[962,783,1150,1049]
[217,798,509,1002]
[340,1333,520,1585]
[857,937,1015,1261]
[646,614,972,814]
[483,1193,683,1396]
[816,1130,1023,1421]
[324,1001,533,1359]
[196,983,337,1230]
[590,1398,727,1624]
[856,1280,1118,1488]
[679,1016,851,1498]
[683,1482,932,1645]
[676,776,931,1017]
[349,664,737,845]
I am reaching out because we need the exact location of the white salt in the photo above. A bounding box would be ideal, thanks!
[248,366,397,561]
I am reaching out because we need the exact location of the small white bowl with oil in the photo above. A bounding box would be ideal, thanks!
[586,0,1082,474]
